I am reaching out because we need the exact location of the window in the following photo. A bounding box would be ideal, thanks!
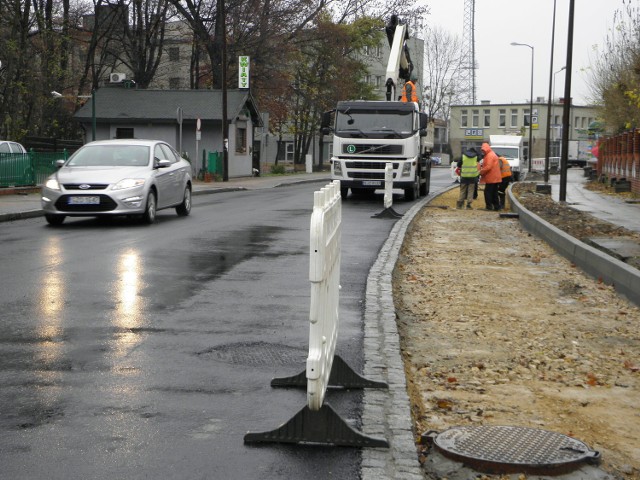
[574,117,579,128]
[236,125,247,153]
[376,76,383,88]
[168,47,180,62]
[524,108,531,127]
[510,109,518,128]
[472,109,479,127]
[116,127,134,139]
[285,142,294,162]
[483,109,491,127]
[159,144,178,163]
[461,109,468,127]
[499,109,506,128]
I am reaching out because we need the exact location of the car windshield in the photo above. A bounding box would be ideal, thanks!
[335,109,414,138]
[67,145,150,167]
[492,147,519,159]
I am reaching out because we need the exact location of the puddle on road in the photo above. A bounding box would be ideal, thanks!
[144,225,291,309]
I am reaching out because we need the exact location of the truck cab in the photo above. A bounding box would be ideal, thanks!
[489,135,525,181]
[321,100,432,200]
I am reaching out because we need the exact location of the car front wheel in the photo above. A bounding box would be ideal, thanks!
[142,191,157,224]
[176,186,192,216]
[45,214,65,225]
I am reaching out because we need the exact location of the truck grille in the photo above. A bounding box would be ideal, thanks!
[342,144,403,155]
[345,161,399,170]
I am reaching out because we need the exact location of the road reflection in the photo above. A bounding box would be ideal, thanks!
[113,250,146,357]
[36,236,65,375]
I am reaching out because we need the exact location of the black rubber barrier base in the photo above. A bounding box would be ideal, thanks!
[244,403,389,448]
[271,354,388,389]
[372,206,404,219]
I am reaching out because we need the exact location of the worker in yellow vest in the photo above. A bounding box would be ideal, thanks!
[401,71,419,104]
[497,155,513,210]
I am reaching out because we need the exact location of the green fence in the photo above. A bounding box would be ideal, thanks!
[0,151,68,188]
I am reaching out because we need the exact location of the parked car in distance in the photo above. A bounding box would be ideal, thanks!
[41,139,192,225]
[0,140,32,187]
[0,140,27,153]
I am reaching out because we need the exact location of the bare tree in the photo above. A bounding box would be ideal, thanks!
[588,2,640,133]
[421,25,466,121]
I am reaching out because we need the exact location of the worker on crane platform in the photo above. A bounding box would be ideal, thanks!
[401,71,419,104]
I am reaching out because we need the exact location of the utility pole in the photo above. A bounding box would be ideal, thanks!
[559,0,575,202]
[218,0,229,182]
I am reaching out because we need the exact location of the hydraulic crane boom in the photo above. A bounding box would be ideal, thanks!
[384,15,414,101]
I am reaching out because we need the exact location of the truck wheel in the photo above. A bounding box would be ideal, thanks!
[340,187,349,198]
[420,166,430,196]
[404,175,419,201]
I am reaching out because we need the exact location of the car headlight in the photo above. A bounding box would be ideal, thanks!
[45,178,61,190]
[112,178,146,191]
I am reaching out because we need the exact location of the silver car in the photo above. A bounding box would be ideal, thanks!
[41,139,192,225]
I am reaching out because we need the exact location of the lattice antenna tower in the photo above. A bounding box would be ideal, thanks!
[460,0,477,104]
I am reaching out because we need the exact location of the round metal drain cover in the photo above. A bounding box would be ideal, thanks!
[199,341,306,367]
[432,425,600,475]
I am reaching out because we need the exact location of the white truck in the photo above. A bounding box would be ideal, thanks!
[320,16,433,201]
[489,135,525,181]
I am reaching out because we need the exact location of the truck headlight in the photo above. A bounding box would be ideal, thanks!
[333,160,342,176]
[401,162,412,177]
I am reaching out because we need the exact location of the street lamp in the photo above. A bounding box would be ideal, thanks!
[511,42,534,173]
[552,67,566,139]
[51,89,96,141]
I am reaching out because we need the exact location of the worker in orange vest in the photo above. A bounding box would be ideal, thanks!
[401,71,419,103]
[479,143,502,211]
[497,155,513,210]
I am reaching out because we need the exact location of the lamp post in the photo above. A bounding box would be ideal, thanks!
[552,67,566,142]
[544,0,558,184]
[52,89,96,141]
[511,42,534,173]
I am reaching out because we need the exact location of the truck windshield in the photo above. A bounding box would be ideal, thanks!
[492,147,519,159]
[335,109,414,138]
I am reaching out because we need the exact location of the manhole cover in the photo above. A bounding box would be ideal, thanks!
[430,425,600,475]
[199,341,306,367]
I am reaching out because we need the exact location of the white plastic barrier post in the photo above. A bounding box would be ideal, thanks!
[244,179,388,447]
[306,180,342,411]
[305,154,313,173]
[383,163,393,209]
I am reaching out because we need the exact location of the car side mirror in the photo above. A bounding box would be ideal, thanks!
[155,159,171,169]
[55,159,65,168]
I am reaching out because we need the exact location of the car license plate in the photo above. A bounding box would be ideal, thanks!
[68,196,100,205]
[362,180,382,186]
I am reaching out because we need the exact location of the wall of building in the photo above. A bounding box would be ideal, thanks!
[449,102,600,163]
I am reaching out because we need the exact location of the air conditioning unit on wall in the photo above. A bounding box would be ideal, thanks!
[110,73,126,83]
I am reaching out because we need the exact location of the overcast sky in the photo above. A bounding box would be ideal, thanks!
[421,0,626,105]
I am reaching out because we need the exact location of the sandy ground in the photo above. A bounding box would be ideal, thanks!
[393,187,640,479]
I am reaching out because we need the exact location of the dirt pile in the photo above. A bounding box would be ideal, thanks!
[393,186,640,479]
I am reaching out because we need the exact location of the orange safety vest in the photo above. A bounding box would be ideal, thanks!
[499,156,512,178]
[401,81,418,103]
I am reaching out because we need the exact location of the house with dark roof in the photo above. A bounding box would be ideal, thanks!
[74,88,263,177]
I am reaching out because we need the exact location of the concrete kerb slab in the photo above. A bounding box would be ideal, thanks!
[361,187,459,480]
[508,185,640,307]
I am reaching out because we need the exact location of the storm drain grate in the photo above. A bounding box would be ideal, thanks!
[199,341,306,367]
[428,425,600,475]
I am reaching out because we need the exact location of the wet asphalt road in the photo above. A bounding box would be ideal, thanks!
[0,170,453,479]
